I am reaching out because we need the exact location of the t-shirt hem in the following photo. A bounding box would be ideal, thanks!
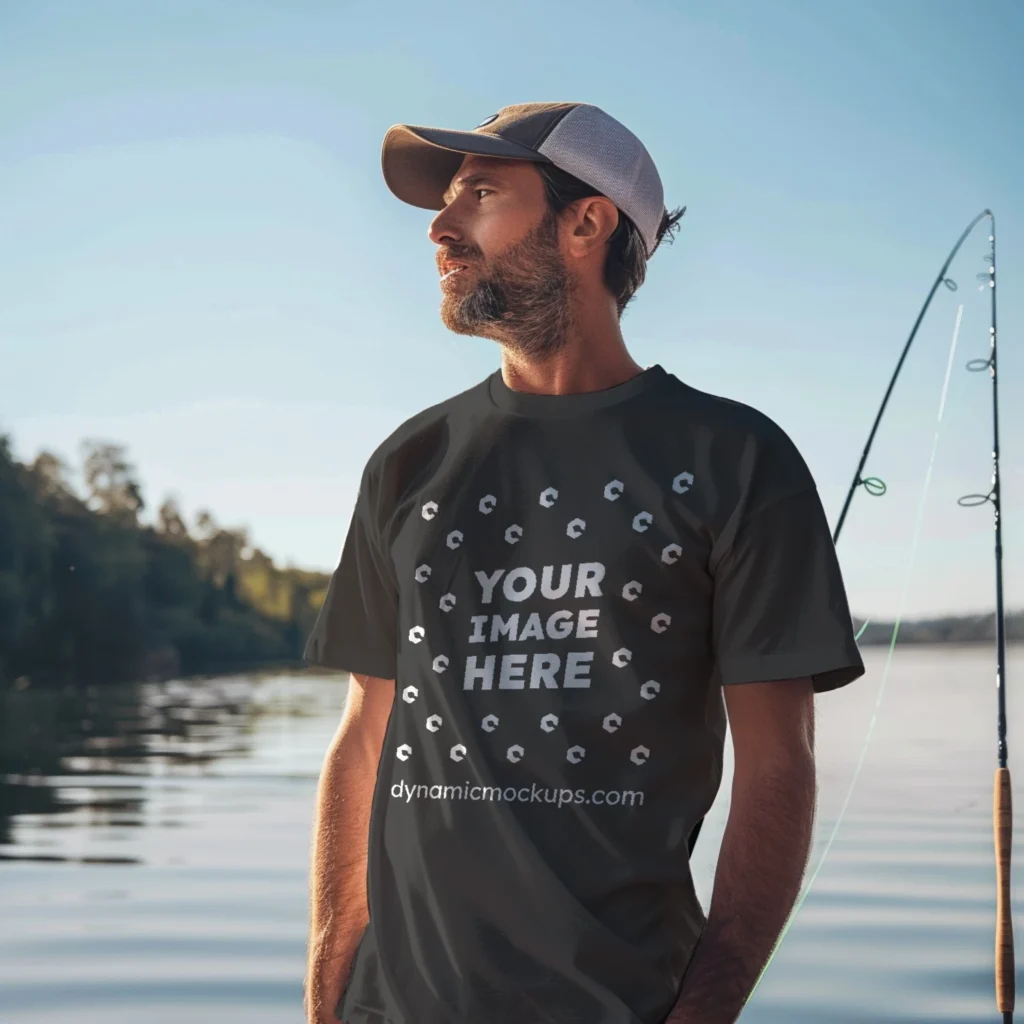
[302,650,397,680]
[337,999,391,1024]
[719,648,865,693]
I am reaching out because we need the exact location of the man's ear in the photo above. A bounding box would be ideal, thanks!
[564,196,619,258]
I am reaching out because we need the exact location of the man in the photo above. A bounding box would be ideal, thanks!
[303,102,864,1024]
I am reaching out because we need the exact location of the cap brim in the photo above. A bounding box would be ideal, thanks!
[381,124,550,211]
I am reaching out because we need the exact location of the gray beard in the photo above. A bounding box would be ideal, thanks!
[439,216,577,360]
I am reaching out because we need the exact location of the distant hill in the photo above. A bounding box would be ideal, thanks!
[853,610,1024,646]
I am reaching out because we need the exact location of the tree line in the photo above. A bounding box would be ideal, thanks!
[0,432,330,689]
[1,430,1018,691]
[854,611,1022,646]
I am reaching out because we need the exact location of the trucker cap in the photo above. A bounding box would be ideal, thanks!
[381,102,667,257]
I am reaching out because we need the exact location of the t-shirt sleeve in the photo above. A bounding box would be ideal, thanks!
[710,484,865,694]
[303,463,399,679]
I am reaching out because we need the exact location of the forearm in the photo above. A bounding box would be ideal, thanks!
[668,753,816,1024]
[305,731,379,1024]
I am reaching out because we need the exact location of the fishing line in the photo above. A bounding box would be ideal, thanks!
[744,303,965,1005]
[847,310,977,644]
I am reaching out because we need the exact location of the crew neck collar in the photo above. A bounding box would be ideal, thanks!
[486,364,666,418]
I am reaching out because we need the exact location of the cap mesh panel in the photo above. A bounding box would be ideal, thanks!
[537,104,665,256]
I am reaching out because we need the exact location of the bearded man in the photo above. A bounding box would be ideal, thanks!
[303,102,865,1024]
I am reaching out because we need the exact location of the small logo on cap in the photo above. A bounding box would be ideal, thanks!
[474,113,498,128]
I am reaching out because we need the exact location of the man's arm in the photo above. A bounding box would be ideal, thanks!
[668,676,816,1024]
[304,673,395,1024]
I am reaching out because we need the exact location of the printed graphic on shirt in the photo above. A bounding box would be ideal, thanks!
[392,470,699,782]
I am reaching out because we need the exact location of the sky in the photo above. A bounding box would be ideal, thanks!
[1,0,1021,621]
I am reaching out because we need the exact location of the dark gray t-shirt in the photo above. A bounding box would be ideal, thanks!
[304,364,865,1024]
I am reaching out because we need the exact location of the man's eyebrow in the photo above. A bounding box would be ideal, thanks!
[442,173,503,206]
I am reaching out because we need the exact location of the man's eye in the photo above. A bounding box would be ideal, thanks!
[475,189,493,199]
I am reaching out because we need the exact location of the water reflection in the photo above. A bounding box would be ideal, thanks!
[2,650,1023,1023]
[0,672,342,864]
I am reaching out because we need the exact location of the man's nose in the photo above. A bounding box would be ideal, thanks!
[428,205,462,247]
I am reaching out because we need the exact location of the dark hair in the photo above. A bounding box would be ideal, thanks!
[536,163,686,317]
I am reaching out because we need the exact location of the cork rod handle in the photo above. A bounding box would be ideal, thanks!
[995,767,1015,1015]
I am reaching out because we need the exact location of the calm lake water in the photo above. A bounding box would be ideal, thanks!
[1,644,1022,1023]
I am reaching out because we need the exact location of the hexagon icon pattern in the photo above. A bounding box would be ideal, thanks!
[632,511,653,533]
[412,474,682,780]
[566,518,586,539]
[661,544,682,565]
[673,471,695,495]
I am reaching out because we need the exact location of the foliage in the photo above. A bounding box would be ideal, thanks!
[0,433,329,689]
[2,430,1018,689]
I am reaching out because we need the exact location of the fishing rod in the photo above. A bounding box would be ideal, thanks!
[964,216,1012,1024]
[832,208,992,543]
[831,210,1012,1022]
